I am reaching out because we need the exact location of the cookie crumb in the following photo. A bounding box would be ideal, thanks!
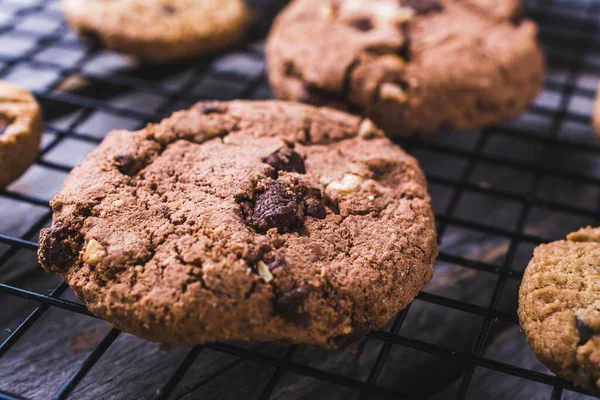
[134,265,144,274]
[83,239,106,266]
[368,195,375,201]
[257,261,274,283]
[343,326,353,334]
[379,83,408,104]
[113,199,124,207]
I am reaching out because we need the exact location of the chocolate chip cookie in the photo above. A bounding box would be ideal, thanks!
[519,227,600,395]
[0,81,42,187]
[266,0,545,136]
[38,101,438,349]
[62,0,250,63]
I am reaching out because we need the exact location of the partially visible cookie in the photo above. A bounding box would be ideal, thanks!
[37,100,437,349]
[266,0,545,136]
[519,227,600,395]
[593,85,600,137]
[62,0,250,63]
[0,81,42,187]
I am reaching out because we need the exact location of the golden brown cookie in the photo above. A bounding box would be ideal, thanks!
[0,81,42,187]
[37,100,438,349]
[519,227,600,395]
[266,0,545,136]
[62,0,250,63]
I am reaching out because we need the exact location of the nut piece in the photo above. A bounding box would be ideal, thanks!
[320,3,334,19]
[379,83,408,104]
[389,7,415,23]
[134,265,144,274]
[82,239,106,266]
[192,127,224,143]
[358,119,382,139]
[113,199,124,207]
[257,261,274,283]
[327,174,365,194]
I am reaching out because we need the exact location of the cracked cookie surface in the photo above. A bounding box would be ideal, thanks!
[519,227,600,395]
[0,81,42,187]
[266,0,545,136]
[38,100,437,349]
[62,0,250,63]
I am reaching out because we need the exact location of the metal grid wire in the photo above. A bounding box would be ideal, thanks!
[1,0,600,399]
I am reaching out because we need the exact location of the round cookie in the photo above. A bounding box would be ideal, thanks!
[37,100,437,349]
[0,81,42,187]
[62,0,250,63]
[519,227,600,395]
[266,0,545,136]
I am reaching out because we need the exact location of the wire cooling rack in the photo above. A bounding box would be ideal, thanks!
[1,0,600,399]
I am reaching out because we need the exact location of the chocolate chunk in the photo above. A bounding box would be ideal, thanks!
[0,116,13,135]
[197,103,227,115]
[113,155,141,176]
[576,316,595,345]
[264,148,306,174]
[349,18,373,32]
[303,189,327,219]
[274,285,310,325]
[162,5,176,14]
[403,0,442,14]
[251,180,302,232]
[510,6,524,26]
[267,253,287,271]
[39,224,80,271]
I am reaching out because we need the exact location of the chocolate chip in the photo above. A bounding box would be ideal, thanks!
[251,180,302,233]
[303,190,327,219]
[274,285,310,325]
[197,103,227,115]
[576,316,595,345]
[397,24,411,61]
[39,224,80,270]
[510,6,524,26]
[267,253,287,271]
[403,0,442,14]
[349,17,374,32]
[0,116,13,135]
[113,155,140,176]
[264,148,306,174]
[162,5,176,14]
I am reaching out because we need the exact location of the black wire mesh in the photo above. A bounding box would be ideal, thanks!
[0,0,599,399]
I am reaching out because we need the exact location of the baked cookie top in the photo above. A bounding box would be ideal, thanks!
[38,101,437,348]
[519,227,600,395]
[62,0,250,62]
[266,0,544,136]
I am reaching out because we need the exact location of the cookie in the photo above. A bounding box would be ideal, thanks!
[519,227,600,395]
[593,85,600,138]
[266,0,545,136]
[37,100,437,349]
[0,81,42,187]
[62,0,250,63]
